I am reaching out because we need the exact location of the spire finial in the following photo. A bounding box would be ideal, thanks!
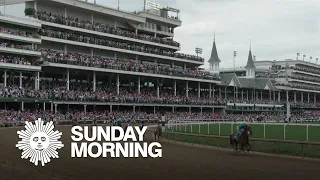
[214,29,215,41]
[249,39,251,50]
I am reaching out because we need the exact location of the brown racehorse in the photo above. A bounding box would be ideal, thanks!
[230,127,252,152]
[154,124,162,141]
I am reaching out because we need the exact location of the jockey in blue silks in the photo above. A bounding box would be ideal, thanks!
[234,122,249,141]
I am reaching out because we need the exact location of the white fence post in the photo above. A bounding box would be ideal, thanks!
[231,122,234,134]
[264,123,266,139]
[306,125,309,141]
[284,124,287,140]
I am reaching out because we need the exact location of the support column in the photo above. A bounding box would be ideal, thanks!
[219,87,221,99]
[301,92,303,102]
[157,80,160,98]
[3,71,6,87]
[314,93,316,104]
[242,89,244,101]
[308,93,310,103]
[93,71,96,92]
[66,69,70,91]
[173,80,176,96]
[185,81,188,97]
[198,82,201,98]
[212,85,215,98]
[137,77,141,95]
[294,91,296,103]
[43,102,45,111]
[172,107,174,113]
[269,90,271,102]
[261,90,263,100]
[133,106,136,113]
[84,105,87,114]
[64,44,67,53]
[247,89,249,101]
[51,102,53,112]
[110,105,113,113]
[54,104,58,114]
[209,84,212,98]
[21,102,24,111]
[154,106,156,114]
[273,91,275,102]
[37,72,40,90]
[278,91,281,102]
[116,74,120,95]
[19,72,22,88]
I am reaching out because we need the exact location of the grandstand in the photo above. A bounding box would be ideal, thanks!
[0,0,319,126]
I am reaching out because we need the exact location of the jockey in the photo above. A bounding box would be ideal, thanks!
[234,121,249,141]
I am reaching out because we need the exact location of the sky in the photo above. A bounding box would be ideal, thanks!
[2,0,320,69]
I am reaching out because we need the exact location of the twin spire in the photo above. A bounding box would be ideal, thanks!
[208,32,255,69]
[208,30,221,64]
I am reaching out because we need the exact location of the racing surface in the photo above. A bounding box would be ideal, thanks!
[0,126,319,180]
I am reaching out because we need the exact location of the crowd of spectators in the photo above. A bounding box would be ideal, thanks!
[33,10,180,47]
[0,55,32,65]
[0,42,34,51]
[0,27,34,38]
[41,49,220,80]
[38,28,203,62]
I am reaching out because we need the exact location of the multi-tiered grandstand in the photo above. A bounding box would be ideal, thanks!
[0,0,318,125]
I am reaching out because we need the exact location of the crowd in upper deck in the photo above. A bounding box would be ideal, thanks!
[33,11,180,47]
[0,27,34,38]
[38,28,203,62]
[41,50,219,80]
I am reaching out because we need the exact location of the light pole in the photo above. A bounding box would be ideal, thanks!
[233,51,237,102]
[117,0,119,10]
[195,47,202,57]
[310,56,312,63]
[285,62,290,121]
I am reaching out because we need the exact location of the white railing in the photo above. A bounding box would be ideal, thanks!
[166,120,320,142]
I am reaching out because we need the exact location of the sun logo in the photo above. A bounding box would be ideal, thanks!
[16,118,64,166]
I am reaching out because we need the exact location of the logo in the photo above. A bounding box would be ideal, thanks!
[16,118,64,166]
[70,126,162,158]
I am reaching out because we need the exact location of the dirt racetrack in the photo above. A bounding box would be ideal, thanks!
[0,126,320,180]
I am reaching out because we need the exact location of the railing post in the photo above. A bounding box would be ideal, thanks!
[231,122,234,134]
[199,123,200,134]
[284,124,287,140]
[219,123,221,136]
[191,124,193,133]
[264,123,266,139]
[208,123,209,134]
[306,125,309,142]
[185,124,186,132]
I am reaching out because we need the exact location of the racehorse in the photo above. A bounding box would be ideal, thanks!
[154,123,162,141]
[230,126,252,152]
